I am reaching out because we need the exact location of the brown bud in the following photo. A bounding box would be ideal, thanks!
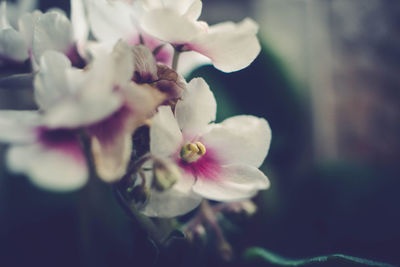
[131,45,158,83]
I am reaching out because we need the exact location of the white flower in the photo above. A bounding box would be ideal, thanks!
[139,0,261,73]
[0,111,88,191]
[86,0,260,73]
[0,41,166,190]
[141,78,271,217]
[31,0,89,67]
[86,0,174,66]
[0,0,89,67]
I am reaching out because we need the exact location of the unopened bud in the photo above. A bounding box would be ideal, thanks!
[241,200,257,216]
[131,45,158,83]
[152,158,181,191]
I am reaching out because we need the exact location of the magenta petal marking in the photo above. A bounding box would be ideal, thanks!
[177,148,222,181]
[65,44,86,68]
[36,127,84,163]
[87,105,132,145]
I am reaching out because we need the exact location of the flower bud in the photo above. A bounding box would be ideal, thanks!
[152,158,181,191]
[240,200,257,216]
[131,45,158,83]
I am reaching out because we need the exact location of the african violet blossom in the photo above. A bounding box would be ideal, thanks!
[139,78,271,217]
[86,0,260,73]
[0,0,88,67]
[0,41,169,190]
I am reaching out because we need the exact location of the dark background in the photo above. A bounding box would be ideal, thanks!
[0,0,399,266]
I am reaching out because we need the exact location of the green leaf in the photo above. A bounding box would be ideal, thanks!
[243,247,396,267]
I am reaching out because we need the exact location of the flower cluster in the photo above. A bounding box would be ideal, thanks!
[0,0,271,218]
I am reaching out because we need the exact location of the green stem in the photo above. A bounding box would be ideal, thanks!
[113,185,165,245]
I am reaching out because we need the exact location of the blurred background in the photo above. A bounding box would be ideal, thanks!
[0,0,399,266]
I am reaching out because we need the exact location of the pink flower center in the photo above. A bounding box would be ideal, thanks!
[177,142,222,181]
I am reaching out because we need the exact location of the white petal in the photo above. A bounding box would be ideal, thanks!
[175,78,216,132]
[71,0,89,49]
[34,51,72,110]
[18,11,42,50]
[0,2,10,29]
[201,115,271,168]
[7,142,88,192]
[108,40,135,84]
[141,0,199,16]
[87,0,138,43]
[42,95,121,129]
[32,11,74,63]
[140,8,201,43]
[41,41,134,128]
[15,0,37,14]
[184,0,202,21]
[177,50,211,77]
[0,28,29,62]
[0,111,40,143]
[192,163,270,201]
[0,2,29,62]
[89,109,133,182]
[150,106,182,157]
[140,170,202,217]
[190,18,261,72]
[4,0,38,28]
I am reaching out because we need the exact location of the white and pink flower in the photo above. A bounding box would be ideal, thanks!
[86,0,260,74]
[0,40,168,190]
[140,78,271,217]
[0,0,89,68]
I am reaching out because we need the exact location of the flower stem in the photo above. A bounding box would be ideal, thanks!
[172,49,180,71]
[113,185,165,245]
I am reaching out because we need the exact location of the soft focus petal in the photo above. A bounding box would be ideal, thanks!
[177,50,211,77]
[150,106,182,158]
[71,0,89,47]
[0,111,40,143]
[41,41,135,128]
[18,11,42,51]
[201,115,271,168]
[189,18,261,72]
[0,3,29,62]
[89,106,133,182]
[34,51,72,110]
[7,140,88,192]
[109,40,135,84]
[141,8,200,43]
[42,95,122,129]
[89,81,167,182]
[0,28,29,62]
[140,170,201,217]
[141,0,199,16]
[0,1,10,29]
[6,0,38,28]
[192,163,270,201]
[32,11,74,62]
[87,0,138,43]
[175,78,216,132]
[184,0,202,21]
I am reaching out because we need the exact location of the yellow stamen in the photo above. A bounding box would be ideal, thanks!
[181,141,207,162]
[196,142,206,155]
